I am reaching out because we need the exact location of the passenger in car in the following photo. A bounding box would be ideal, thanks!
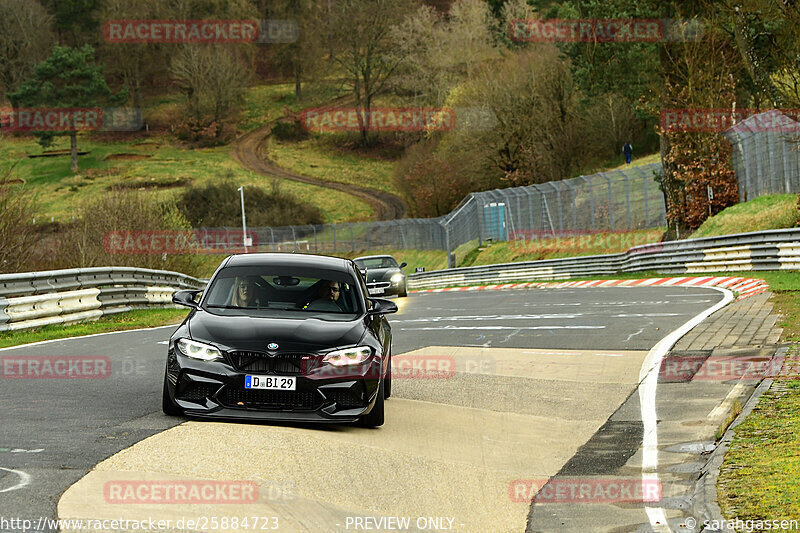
[231,276,265,307]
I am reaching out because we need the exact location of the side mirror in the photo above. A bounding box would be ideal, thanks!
[399,262,407,269]
[173,289,201,309]
[367,298,398,315]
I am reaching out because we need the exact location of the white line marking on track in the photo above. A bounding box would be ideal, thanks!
[398,326,606,331]
[523,351,578,355]
[0,467,31,493]
[392,314,580,323]
[637,287,733,532]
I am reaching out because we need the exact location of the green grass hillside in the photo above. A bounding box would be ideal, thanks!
[692,194,799,238]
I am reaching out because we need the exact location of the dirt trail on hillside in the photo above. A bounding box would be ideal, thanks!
[231,121,406,220]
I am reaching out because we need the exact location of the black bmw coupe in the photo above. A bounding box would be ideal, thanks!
[163,253,397,427]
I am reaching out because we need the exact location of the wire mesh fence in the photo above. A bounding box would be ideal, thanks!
[231,162,666,261]
[723,110,800,202]
[208,113,800,261]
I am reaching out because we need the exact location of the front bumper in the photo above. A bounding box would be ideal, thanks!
[366,280,405,297]
[165,349,383,422]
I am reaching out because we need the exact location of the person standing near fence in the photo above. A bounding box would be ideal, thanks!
[623,142,633,165]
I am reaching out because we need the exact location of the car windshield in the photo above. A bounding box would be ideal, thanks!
[354,257,398,269]
[202,265,362,320]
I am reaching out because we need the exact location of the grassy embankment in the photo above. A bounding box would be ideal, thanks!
[0,83,372,224]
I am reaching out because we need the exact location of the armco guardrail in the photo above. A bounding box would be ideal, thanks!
[407,228,800,289]
[0,267,205,332]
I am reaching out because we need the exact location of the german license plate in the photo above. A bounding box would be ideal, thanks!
[245,375,296,390]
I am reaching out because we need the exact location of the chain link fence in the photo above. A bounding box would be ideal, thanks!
[234,162,666,262]
[724,109,800,201]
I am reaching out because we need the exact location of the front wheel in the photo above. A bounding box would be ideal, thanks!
[398,284,408,298]
[162,371,183,416]
[359,380,385,427]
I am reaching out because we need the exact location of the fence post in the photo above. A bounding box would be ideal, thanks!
[550,181,564,230]
[599,172,614,230]
[312,225,317,252]
[290,226,297,251]
[269,227,275,252]
[643,167,649,226]
[350,223,355,252]
[583,176,596,230]
[562,179,577,231]
[624,171,631,229]
[526,189,534,235]
[333,225,337,252]
[444,222,454,268]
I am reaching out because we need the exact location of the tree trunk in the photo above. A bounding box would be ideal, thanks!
[295,63,302,100]
[70,132,78,173]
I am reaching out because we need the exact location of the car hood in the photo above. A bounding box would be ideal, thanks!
[365,267,402,282]
[187,310,366,352]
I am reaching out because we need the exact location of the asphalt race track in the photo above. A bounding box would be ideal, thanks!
[0,287,726,532]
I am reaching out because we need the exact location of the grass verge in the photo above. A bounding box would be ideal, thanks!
[0,308,189,349]
[464,230,665,266]
[692,193,799,238]
[267,135,400,195]
[717,345,800,522]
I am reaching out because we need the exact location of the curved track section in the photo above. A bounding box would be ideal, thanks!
[1,287,728,532]
[231,125,406,221]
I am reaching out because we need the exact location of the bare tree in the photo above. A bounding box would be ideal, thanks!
[171,45,253,136]
[97,0,171,108]
[0,162,36,274]
[444,47,584,186]
[328,0,419,144]
[265,0,327,99]
[0,0,54,101]
[392,0,499,106]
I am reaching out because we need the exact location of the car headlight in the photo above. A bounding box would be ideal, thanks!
[176,338,222,361]
[390,273,404,284]
[322,346,372,366]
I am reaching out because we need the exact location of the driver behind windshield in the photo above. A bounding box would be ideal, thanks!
[230,276,265,307]
[303,280,343,312]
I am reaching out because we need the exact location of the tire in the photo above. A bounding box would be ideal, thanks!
[162,371,183,416]
[360,380,385,427]
[384,354,392,399]
[398,283,408,298]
